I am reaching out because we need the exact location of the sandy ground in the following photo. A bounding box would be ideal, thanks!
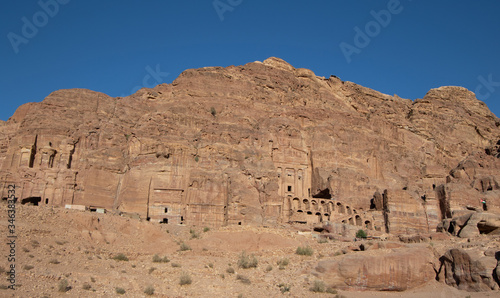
[0,203,498,297]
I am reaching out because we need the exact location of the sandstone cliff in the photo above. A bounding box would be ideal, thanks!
[1,57,499,233]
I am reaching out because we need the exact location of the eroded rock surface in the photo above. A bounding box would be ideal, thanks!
[437,248,500,291]
[312,246,436,291]
[0,57,499,231]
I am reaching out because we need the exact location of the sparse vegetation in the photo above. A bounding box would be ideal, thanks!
[203,227,210,232]
[90,277,96,283]
[326,287,338,294]
[310,280,325,293]
[148,267,156,274]
[82,283,92,290]
[356,229,367,239]
[22,247,30,252]
[210,107,216,117]
[190,228,200,239]
[144,285,155,295]
[208,263,214,268]
[171,263,181,268]
[266,265,273,272]
[49,259,60,264]
[152,254,169,263]
[31,240,40,248]
[58,279,70,292]
[23,265,34,270]
[179,242,191,251]
[296,246,313,256]
[55,240,66,245]
[226,267,235,274]
[278,283,291,293]
[112,253,129,261]
[236,274,251,284]
[194,156,199,162]
[116,287,126,295]
[179,272,192,285]
[276,258,289,267]
[318,238,328,244]
[237,251,258,269]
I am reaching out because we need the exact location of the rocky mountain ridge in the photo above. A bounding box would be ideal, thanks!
[0,57,499,236]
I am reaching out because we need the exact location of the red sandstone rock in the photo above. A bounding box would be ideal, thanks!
[0,57,499,233]
[312,247,436,291]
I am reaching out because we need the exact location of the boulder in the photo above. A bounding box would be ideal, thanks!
[312,247,435,291]
[437,248,499,291]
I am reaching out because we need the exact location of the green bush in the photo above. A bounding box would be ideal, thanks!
[58,279,70,292]
[23,265,34,270]
[265,265,273,272]
[296,246,313,256]
[115,287,126,294]
[82,283,91,290]
[179,272,192,285]
[278,283,291,293]
[190,229,200,239]
[326,287,338,294]
[236,274,251,284]
[210,107,216,117]
[226,267,235,274]
[179,242,191,251]
[112,253,129,261]
[276,258,289,267]
[356,229,367,239]
[152,254,170,263]
[144,285,155,295]
[171,263,181,268]
[237,251,258,269]
[203,227,210,232]
[310,280,325,293]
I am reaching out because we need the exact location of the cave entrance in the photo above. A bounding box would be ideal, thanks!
[312,188,332,199]
[160,218,168,224]
[477,221,497,234]
[21,197,41,206]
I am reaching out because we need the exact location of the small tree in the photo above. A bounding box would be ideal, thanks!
[356,229,367,239]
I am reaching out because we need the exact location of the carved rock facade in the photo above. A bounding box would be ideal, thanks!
[1,58,499,231]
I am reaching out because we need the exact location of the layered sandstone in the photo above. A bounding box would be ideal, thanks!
[0,57,499,232]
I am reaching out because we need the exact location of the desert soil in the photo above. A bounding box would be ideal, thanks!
[0,203,497,298]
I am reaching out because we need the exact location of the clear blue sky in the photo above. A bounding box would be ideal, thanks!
[1,0,499,121]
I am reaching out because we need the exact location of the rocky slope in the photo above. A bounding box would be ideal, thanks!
[0,57,499,235]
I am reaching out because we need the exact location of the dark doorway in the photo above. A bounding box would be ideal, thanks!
[312,188,332,199]
[160,218,168,224]
[45,198,49,204]
[21,197,41,206]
